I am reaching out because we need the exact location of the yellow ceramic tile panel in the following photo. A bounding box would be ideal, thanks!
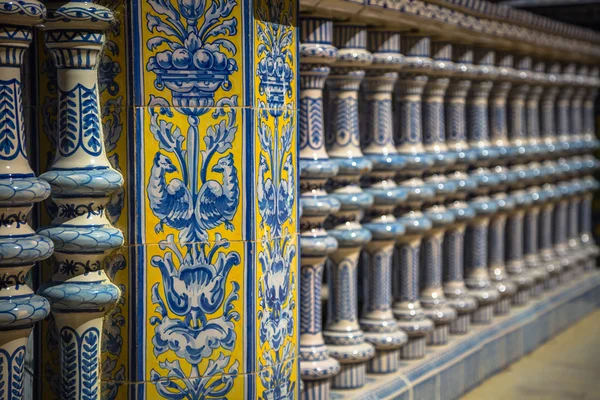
[142,105,244,244]
[140,0,244,107]
[144,239,246,389]
[255,234,299,395]
[253,0,297,112]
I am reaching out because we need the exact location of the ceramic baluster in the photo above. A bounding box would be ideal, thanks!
[508,55,533,161]
[540,61,561,158]
[465,190,500,323]
[569,65,588,155]
[579,174,599,272]
[420,40,459,345]
[555,63,576,155]
[449,44,500,324]
[324,23,374,390]
[0,3,53,397]
[539,177,561,289]
[299,17,341,399]
[359,29,408,374]
[488,189,518,314]
[524,171,548,297]
[582,66,600,151]
[428,42,478,335]
[38,3,123,399]
[487,52,518,313]
[566,176,584,278]
[468,48,500,165]
[392,34,435,359]
[528,60,548,159]
[505,164,536,304]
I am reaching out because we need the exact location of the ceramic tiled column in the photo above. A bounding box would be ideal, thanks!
[528,60,548,159]
[0,2,53,396]
[38,3,123,399]
[299,17,341,399]
[324,23,375,389]
[359,30,408,373]
[393,34,435,359]
[539,178,561,289]
[580,175,599,272]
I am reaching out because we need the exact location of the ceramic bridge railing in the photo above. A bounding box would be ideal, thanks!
[297,14,600,400]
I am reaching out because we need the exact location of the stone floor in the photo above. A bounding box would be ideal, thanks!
[461,309,600,400]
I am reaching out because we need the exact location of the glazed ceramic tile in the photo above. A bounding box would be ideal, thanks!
[139,106,246,245]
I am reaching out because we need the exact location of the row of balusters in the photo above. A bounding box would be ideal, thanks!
[0,3,122,399]
[298,18,600,400]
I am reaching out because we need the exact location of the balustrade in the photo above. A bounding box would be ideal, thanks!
[324,23,375,390]
[299,17,341,400]
[0,2,595,398]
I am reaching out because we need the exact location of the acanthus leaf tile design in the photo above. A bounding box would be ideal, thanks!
[1,0,599,399]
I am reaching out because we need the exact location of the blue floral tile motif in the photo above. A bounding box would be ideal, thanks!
[143,0,244,397]
[255,0,298,398]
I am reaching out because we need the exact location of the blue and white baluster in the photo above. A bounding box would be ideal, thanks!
[488,186,518,315]
[299,17,341,399]
[556,63,576,156]
[324,23,375,390]
[392,34,435,359]
[528,59,548,159]
[38,4,123,399]
[524,171,548,298]
[566,176,585,278]
[421,187,457,345]
[468,48,500,167]
[508,55,533,162]
[428,42,478,335]
[569,65,588,155]
[539,177,561,290]
[451,44,500,324]
[465,188,500,323]
[579,174,599,272]
[523,61,550,295]
[0,3,53,397]
[486,51,518,314]
[359,29,408,374]
[420,40,459,345]
[552,163,574,283]
[582,66,600,151]
[540,61,561,159]
[505,165,536,305]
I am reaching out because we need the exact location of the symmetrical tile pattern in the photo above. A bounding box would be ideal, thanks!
[0,0,597,399]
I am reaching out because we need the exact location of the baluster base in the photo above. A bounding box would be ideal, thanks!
[494,298,512,315]
[471,304,494,324]
[427,324,450,346]
[332,362,367,389]
[400,336,427,360]
[531,282,544,298]
[545,275,560,290]
[368,349,401,374]
[512,289,531,306]
[302,379,330,400]
[450,313,472,335]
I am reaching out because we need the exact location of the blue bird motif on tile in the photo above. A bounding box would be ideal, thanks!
[148,153,194,237]
[195,153,239,233]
